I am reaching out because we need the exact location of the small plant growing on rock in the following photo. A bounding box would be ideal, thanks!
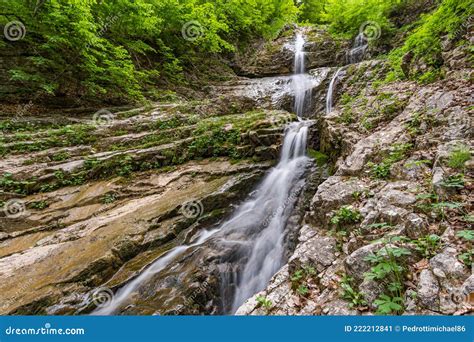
[458,250,473,267]
[29,200,48,210]
[415,192,464,221]
[447,145,471,170]
[364,236,411,315]
[290,264,316,297]
[102,192,118,204]
[368,143,413,179]
[296,284,309,297]
[457,230,474,241]
[367,161,391,179]
[256,295,272,311]
[330,206,362,251]
[373,294,404,315]
[340,275,367,309]
[439,174,465,189]
[330,206,362,228]
[412,234,441,259]
[456,230,473,267]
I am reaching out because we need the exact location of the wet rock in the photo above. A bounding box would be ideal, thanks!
[232,27,345,77]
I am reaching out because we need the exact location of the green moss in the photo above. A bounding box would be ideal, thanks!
[308,149,329,166]
[388,0,473,80]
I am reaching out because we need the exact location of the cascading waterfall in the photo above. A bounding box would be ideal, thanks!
[225,32,312,313]
[93,32,312,316]
[292,33,313,117]
[226,122,310,313]
[326,67,343,114]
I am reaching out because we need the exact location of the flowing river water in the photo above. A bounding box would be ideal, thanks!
[94,32,314,316]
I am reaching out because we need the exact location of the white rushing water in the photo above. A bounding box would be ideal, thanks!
[326,67,343,114]
[228,122,310,312]
[93,32,312,316]
[292,33,312,117]
[227,32,312,312]
[94,229,219,315]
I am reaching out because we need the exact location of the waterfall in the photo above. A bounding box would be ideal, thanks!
[227,122,310,312]
[293,33,305,75]
[92,32,312,316]
[292,33,312,117]
[347,32,368,64]
[223,32,311,313]
[326,67,343,114]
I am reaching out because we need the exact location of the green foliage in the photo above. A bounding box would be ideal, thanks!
[364,237,412,314]
[412,234,441,259]
[388,0,474,80]
[456,230,473,267]
[298,0,328,24]
[439,174,465,189]
[291,264,316,297]
[102,192,118,204]
[458,250,473,267]
[256,295,272,311]
[2,0,297,100]
[368,143,412,179]
[456,230,474,241]
[307,149,329,166]
[330,206,362,228]
[340,275,367,309]
[447,145,471,170]
[29,200,48,210]
[415,191,465,220]
[313,0,404,38]
[367,161,391,179]
[374,294,403,315]
[296,284,309,296]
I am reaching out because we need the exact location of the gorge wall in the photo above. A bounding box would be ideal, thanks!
[0,22,472,316]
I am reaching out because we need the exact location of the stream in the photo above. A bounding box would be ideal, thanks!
[93,31,315,316]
